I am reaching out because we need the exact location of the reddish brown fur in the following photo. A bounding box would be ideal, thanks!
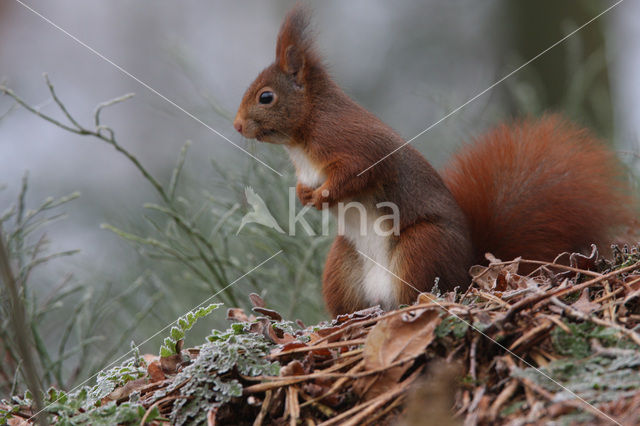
[442,116,632,266]
[235,6,634,317]
[322,236,364,314]
[394,221,472,305]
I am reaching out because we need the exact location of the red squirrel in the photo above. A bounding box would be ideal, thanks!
[233,5,632,316]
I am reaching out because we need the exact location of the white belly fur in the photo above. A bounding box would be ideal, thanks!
[284,146,395,309]
[340,203,396,310]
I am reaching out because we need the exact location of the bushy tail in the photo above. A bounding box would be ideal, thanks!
[442,115,634,264]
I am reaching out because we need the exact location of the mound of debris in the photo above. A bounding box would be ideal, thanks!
[3,245,640,425]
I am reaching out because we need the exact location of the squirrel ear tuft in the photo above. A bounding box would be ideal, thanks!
[276,4,312,78]
[283,45,304,76]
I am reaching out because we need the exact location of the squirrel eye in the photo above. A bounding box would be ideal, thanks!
[259,91,275,104]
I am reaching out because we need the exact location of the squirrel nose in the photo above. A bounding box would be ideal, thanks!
[233,120,243,134]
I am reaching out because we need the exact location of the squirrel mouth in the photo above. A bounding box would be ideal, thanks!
[256,129,289,145]
[256,129,276,142]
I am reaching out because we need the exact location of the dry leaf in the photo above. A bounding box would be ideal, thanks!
[280,360,306,377]
[160,353,185,374]
[147,360,165,382]
[569,244,598,270]
[470,254,519,291]
[227,307,252,322]
[354,308,441,400]
[571,288,599,314]
[249,293,265,308]
[335,306,383,323]
[253,307,283,321]
[105,378,148,402]
[417,292,438,304]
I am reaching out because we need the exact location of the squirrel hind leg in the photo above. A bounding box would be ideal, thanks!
[322,236,366,317]
[393,221,474,304]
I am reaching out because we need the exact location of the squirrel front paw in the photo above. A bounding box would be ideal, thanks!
[296,183,330,210]
[296,183,315,206]
[310,188,331,210]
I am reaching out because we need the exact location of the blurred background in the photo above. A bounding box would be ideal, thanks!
[0,0,638,397]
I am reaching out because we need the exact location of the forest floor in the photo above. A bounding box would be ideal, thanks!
[3,245,640,425]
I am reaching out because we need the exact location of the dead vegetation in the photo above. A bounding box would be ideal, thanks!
[4,245,640,425]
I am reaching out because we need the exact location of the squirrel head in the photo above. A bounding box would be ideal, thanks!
[234,4,324,145]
